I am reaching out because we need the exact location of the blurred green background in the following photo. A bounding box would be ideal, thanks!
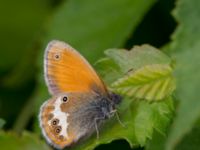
[0,0,175,128]
[1,0,200,150]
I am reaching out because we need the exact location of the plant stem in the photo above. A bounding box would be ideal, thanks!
[13,88,38,134]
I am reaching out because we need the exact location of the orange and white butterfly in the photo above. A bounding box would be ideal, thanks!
[39,40,121,149]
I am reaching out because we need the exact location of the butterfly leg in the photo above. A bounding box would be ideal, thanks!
[94,118,100,139]
[110,110,126,128]
[115,111,126,128]
[94,116,106,139]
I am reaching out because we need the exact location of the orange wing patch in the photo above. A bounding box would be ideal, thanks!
[44,40,106,95]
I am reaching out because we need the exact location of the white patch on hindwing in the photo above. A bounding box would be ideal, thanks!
[48,96,69,139]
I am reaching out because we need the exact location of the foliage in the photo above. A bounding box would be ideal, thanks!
[165,0,200,149]
[0,0,200,150]
[0,131,51,150]
[107,45,175,101]
[0,119,5,129]
[42,0,156,64]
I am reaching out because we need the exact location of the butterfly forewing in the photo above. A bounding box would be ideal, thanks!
[44,40,107,95]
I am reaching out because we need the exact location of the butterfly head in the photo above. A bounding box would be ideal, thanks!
[94,92,122,120]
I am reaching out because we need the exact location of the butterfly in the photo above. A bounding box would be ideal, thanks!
[39,40,122,149]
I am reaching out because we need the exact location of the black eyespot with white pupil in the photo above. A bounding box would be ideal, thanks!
[51,118,59,126]
[54,53,60,60]
[55,126,62,134]
[62,96,68,102]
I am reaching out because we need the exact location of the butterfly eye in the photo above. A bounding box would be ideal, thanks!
[62,96,68,102]
[51,118,59,126]
[55,126,62,134]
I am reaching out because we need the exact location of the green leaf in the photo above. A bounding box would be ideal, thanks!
[112,64,176,101]
[72,97,174,150]
[97,45,172,82]
[165,0,200,149]
[105,44,171,73]
[175,122,200,150]
[147,121,200,150]
[104,45,175,101]
[95,58,123,85]
[146,131,166,150]
[43,0,156,63]
[0,131,51,150]
[0,119,5,129]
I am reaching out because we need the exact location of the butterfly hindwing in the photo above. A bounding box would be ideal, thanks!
[39,92,102,149]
